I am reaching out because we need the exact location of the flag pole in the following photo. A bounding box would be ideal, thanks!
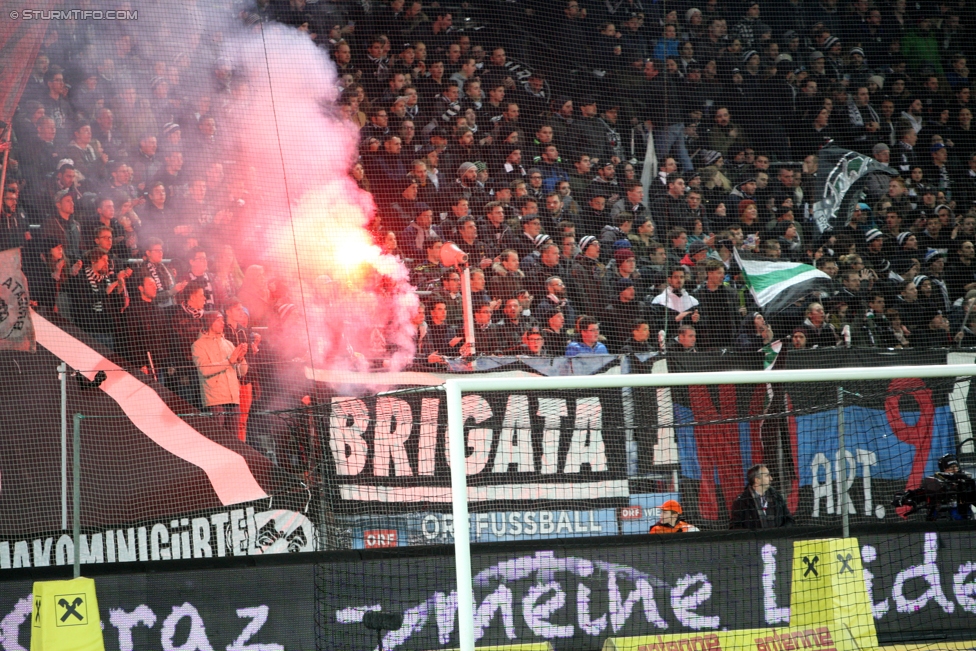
[0,122,12,197]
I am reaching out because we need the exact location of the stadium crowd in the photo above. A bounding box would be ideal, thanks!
[6,0,976,401]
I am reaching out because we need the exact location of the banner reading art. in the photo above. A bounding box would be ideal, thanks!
[639,348,962,529]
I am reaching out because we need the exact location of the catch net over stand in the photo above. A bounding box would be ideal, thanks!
[314,364,976,651]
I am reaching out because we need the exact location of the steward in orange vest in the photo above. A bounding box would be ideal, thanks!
[649,500,700,533]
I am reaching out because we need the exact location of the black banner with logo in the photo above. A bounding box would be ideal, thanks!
[810,147,899,234]
[325,389,628,514]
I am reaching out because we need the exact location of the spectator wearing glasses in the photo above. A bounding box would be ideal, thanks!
[67,248,131,349]
[361,107,392,142]
[519,325,548,356]
[90,225,126,277]
[472,299,501,355]
[566,315,609,356]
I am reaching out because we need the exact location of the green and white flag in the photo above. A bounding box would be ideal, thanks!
[734,249,833,315]
[762,340,783,371]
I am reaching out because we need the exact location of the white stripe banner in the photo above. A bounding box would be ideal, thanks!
[33,310,268,506]
[339,480,630,502]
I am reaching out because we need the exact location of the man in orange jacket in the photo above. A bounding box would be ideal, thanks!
[649,500,699,533]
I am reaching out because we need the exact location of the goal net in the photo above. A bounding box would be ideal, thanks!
[322,365,972,541]
[315,364,976,651]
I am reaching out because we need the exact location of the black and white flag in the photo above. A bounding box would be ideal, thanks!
[0,248,34,352]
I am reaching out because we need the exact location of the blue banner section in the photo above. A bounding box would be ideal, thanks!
[343,509,621,548]
[675,398,957,487]
[796,405,957,486]
[675,405,754,483]
[342,494,681,547]
[676,404,700,480]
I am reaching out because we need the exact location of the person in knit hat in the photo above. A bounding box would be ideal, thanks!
[862,228,888,269]
[823,36,845,81]
[681,240,709,276]
[569,235,606,318]
[649,500,699,533]
[519,233,552,272]
[727,176,757,213]
[892,230,920,271]
[603,275,645,350]
[457,161,478,183]
[847,48,872,90]
[699,149,722,167]
[731,2,769,50]
[601,245,641,309]
[455,161,489,215]
[614,246,636,267]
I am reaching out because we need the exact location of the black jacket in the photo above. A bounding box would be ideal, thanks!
[23,252,61,311]
[729,486,794,529]
[66,268,122,337]
[1,207,29,251]
[120,298,168,370]
[651,193,689,234]
[693,283,740,351]
[572,116,610,161]
[167,304,203,370]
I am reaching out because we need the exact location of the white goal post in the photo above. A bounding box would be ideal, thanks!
[443,363,976,651]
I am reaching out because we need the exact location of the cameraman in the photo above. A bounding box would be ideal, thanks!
[920,455,975,521]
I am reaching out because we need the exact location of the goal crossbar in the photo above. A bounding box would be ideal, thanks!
[445,362,976,394]
[443,363,976,651]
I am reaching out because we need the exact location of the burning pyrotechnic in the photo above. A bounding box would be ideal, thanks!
[213,23,420,380]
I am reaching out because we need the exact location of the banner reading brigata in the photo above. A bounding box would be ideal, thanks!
[327,389,628,510]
